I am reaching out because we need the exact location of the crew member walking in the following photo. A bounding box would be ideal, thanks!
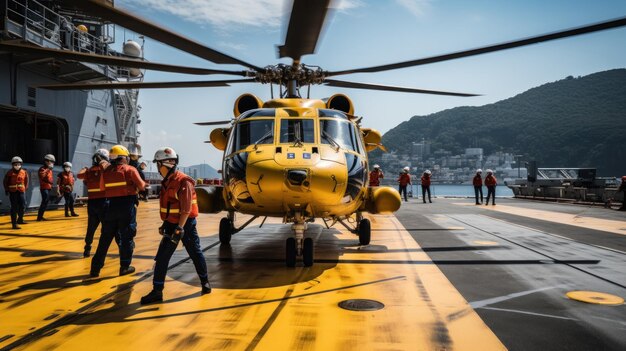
[421,170,432,203]
[77,149,110,258]
[141,147,210,304]
[37,154,55,221]
[58,162,79,217]
[90,145,145,277]
[397,167,411,202]
[3,156,28,229]
[485,169,497,206]
[473,169,483,205]
[369,164,384,186]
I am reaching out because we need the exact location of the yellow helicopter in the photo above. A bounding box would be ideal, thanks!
[14,0,626,266]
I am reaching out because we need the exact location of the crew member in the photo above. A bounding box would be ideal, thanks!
[421,170,432,203]
[369,164,384,187]
[141,147,210,304]
[37,154,55,221]
[485,169,497,206]
[473,169,484,205]
[618,176,626,211]
[397,167,411,202]
[58,162,78,217]
[77,149,110,258]
[3,156,28,229]
[138,161,148,201]
[90,145,145,277]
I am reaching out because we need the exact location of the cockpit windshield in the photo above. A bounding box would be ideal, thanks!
[320,119,360,152]
[280,119,315,144]
[233,120,274,151]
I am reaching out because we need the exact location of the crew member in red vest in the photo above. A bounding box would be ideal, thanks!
[473,169,483,205]
[77,149,109,258]
[57,162,78,217]
[397,167,411,202]
[37,154,55,221]
[3,156,28,229]
[484,169,498,206]
[141,147,210,305]
[369,164,384,186]
[90,145,145,277]
[421,170,432,203]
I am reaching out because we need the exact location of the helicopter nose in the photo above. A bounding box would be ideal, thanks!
[287,169,308,186]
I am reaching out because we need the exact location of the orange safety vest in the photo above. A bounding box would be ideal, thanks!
[58,171,75,193]
[473,174,483,187]
[38,166,53,190]
[159,171,198,224]
[84,165,107,199]
[103,164,138,198]
[485,175,497,187]
[420,175,431,187]
[369,170,383,186]
[6,169,28,193]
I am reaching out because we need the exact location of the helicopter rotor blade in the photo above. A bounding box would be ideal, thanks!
[64,0,263,71]
[324,79,480,97]
[0,42,248,76]
[194,121,233,126]
[37,79,256,90]
[278,0,332,61]
[327,16,626,76]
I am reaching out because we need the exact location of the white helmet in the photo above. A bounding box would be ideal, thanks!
[486,169,493,174]
[373,164,380,169]
[476,169,482,173]
[129,145,142,157]
[153,147,179,162]
[44,154,56,162]
[403,166,410,171]
[94,148,109,159]
[424,170,432,175]
[11,156,23,164]
[63,162,72,168]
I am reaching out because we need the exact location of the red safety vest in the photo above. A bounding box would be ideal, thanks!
[83,165,107,199]
[398,173,411,186]
[369,170,383,186]
[103,164,139,198]
[485,174,497,187]
[38,166,53,190]
[5,169,28,193]
[159,171,198,224]
[420,175,431,187]
[58,171,75,193]
[473,174,483,186]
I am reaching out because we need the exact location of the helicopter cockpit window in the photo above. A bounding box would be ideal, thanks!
[239,109,276,119]
[233,120,275,151]
[318,109,348,119]
[320,119,360,152]
[280,119,315,144]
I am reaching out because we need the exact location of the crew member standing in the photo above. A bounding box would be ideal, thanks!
[37,154,55,221]
[58,162,78,217]
[138,161,148,201]
[141,147,210,304]
[484,169,497,206]
[90,145,145,277]
[397,167,411,202]
[77,149,110,258]
[421,170,432,203]
[3,156,28,229]
[369,164,384,187]
[618,176,626,211]
[473,169,484,205]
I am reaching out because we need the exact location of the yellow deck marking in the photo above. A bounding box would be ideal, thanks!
[1,202,504,350]
[454,203,626,236]
[566,291,624,305]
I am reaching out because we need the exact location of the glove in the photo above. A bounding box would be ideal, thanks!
[170,225,184,245]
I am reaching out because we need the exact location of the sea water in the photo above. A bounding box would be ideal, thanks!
[408,184,514,198]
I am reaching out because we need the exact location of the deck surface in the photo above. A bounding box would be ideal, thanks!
[0,197,625,350]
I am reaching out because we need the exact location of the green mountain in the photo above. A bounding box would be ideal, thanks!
[371,69,626,176]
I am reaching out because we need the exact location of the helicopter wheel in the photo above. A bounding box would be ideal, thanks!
[358,218,371,246]
[285,237,297,267]
[302,237,314,267]
[219,217,233,244]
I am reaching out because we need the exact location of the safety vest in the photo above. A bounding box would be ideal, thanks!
[103,164,138,198]
[84,165,107,199]
[38,166,53,190]
[6,169,27,193]
[369,170,383,186]
[58,171,75,193]
[473,175,483,187]
[420,175,431,187]
[398,173,411,186]
[159,170,198,224]
[485,175,497,187]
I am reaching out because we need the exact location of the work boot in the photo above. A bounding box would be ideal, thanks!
[89,270,100,278]
[83,246,91,258]
[36,217,47,221]
[140,290,163,305]
[71,213,79,217]
[17,219,26,224]
[12,224,21,230]
[119,266,135,276]
[201,281,212,295]
[65,212,70,217]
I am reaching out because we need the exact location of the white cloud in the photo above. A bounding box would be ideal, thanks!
[394,0,431,18]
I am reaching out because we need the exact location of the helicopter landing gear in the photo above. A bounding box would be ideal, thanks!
[219,212,235,244]
[285,213,313,267]
[358,218,371,246]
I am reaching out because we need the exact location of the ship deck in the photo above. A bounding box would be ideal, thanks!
[0,198,625,350]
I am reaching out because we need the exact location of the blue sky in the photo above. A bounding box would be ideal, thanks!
[115,0,626,170]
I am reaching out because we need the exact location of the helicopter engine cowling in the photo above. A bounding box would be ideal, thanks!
[324,94,354,115]
[234,94,263,117]
[364,186,402,214]
[361,128,386,152]
[210,128,229,151]
[196,185,225,214]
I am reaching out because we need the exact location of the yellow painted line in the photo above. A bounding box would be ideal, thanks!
[1,203,505,350]
[566,291,624,305]
[453,203,626,236]
[473,240,499,246]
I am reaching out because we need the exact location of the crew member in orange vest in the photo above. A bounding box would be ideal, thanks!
[37,154,55,221]
[77,149,110,258]
[57,162,78,217]
[3,156,28,229]
[90,145,145,277]
[484,169,497,206]
[369,164,384,186]
[421,170,432,203]
[141,147,210,305]
[473,169,483,205]
[397,167,411,202]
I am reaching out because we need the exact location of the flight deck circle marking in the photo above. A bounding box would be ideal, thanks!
[338,299,385,311]
[566,291,624,305]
